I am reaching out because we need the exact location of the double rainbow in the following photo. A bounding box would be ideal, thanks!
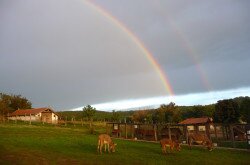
[84,0,174,96]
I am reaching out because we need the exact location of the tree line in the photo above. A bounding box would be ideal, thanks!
[1,92,249,124]
[62,96,250,124]
[0,93,32,116]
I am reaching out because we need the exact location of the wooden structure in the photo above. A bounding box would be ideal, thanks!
[106,120,249,149]
[8,107,58,124]
[179,117,213,140]
[106,122,183,141]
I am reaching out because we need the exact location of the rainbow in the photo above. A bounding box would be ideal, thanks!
[166,18,212,91]
[152,1,212,91]
[84,0,174,96]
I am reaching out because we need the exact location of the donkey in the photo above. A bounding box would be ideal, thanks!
[97,134,117,154]
[160,138,181,154]
[188,133,213,151]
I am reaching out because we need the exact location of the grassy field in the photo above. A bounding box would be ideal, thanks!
[0,123,249,165]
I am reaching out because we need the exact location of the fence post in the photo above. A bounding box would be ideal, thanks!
[106,122,108,134]
[29,114,31,125]
[168,124,171,140]
[185,125,188,144]
[246,124,250,149]
[225,126,229,140]
[206,123,211,140]
[118,123,121,138]
[131,124,134,139]
[214,124,218,141]
[65,116,67,126]
[72,117,75,127]
[230,125,235,148]
[125,123,128,139]
[154,124,158,141]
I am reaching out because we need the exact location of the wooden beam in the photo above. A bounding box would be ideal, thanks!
[29,114,31,125]
[154,124,158,141]
[230,125,235,148]
[106,122,108,134]
[131,124,134,139]
[214,124,218,141]
[125,123,127,139]
[168,124,171,140]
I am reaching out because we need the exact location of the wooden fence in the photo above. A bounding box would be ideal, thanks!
[106,122,250,149]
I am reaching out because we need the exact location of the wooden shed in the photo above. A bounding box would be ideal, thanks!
[8,107,58,124]
[179,117,213,138]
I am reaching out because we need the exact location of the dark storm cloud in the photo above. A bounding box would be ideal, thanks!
[0,0,166,110]
[93,0,250,93]
[1,0,250,110]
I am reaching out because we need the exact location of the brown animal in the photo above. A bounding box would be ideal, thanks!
[97,134,117,154]
[160,138,181,154]
[188,133,213,151]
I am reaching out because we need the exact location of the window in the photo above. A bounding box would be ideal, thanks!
[114,125,118,130]
[198,126,206,131]
[187,126,194,131]
[210,125,214,131]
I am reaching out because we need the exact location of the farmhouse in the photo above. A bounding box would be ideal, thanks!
[8,107,58,124]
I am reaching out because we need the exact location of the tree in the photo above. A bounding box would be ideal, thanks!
[111,110,120,122]
[9,94,32,111]
[214,99,240,123]
[152,102,181,124]
[152,105,165,124]
[239,97,250,123]
[132,110,148,123]
[0,93,32,116]
[203,104,215,118]
[165,102,181,123]
[83,105,96,134]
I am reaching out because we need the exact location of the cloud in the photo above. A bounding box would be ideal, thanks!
[1,0,250,110]
[74,87,250,111]
[0,0,167,109]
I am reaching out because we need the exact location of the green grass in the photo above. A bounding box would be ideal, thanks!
[216,141,248,149]
[0,123,249,165]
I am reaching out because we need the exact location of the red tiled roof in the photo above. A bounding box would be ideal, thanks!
[179,117,213,125]
[10,107,54,116]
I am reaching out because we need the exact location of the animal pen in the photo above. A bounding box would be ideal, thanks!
[106,122,250,149]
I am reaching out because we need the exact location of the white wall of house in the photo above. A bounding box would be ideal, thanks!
[8,114,39,121]
[8,112,58,124]
[52,113,58,124]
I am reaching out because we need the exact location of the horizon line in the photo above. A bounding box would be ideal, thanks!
[70,87,250,112]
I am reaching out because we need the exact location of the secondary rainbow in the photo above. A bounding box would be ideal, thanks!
[84,0,174,96]
[153,1,212,91]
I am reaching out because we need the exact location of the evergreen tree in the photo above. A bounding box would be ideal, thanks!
[83,105,96,134]
[214,99,240,123]
[239,97,250,123]
[111,110,120,122]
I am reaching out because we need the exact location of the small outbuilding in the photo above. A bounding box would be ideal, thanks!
[8,107,58,124]
[179,117,213,138]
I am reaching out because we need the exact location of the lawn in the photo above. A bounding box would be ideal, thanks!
[0,123,249,165]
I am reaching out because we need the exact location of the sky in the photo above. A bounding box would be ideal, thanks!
[1,0,250,111]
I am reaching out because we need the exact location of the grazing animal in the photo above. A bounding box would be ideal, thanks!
[173,140,181,152]
[188,133,213,151]
[97,134,117,154]
[160,138,181,154]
